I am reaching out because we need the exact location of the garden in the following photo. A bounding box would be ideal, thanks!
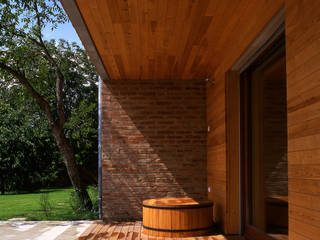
[0,0,99,222]
[0,187,98,221]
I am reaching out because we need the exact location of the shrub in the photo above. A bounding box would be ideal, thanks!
[39,193,52,217]
[69,185,98,219]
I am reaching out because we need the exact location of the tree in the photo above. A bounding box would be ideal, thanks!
[0,0,98,209]
[0,75,98,194]
[0,85,66,194]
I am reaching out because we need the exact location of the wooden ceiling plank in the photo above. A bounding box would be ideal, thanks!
[96,0,122,79]
[74,0,283,80]
[179,0,211,79]
[173,0,197,79]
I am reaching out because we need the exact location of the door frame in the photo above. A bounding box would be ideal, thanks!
[225,5,285,237]
[240,66,278,240]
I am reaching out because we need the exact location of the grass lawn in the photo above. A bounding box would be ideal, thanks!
[0,187,98,221]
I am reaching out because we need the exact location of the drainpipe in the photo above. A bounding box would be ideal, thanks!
[98,76,102,219]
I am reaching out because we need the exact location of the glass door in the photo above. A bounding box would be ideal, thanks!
[241,34,288,240]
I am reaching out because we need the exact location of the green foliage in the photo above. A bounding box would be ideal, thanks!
[0,0,98,193]
[65,99,98,166]
[88,185,99,213]
[0,0,98,116]
[69,185,98,219]
[0,58,98,193]
[0,85,65,193]
[0,0,67,91]
[39,192,53,217]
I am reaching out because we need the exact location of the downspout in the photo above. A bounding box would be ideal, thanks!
[98,76,102,219]
[59,0,110,221]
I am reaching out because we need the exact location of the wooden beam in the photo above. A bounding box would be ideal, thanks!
[231,6,285,73]
[225,70,241,234]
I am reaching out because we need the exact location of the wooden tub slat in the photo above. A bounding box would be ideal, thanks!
[142,198,213,237]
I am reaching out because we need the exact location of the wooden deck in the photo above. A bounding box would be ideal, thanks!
[78,221,243,240]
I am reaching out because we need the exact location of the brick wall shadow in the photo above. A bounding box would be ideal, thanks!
[101,80,207,221]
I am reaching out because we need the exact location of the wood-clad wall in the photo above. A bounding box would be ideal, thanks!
[206,0,284,234]
[286,0,320,239]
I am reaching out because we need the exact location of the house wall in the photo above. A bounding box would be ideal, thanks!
[286,0,320,239]
[101,79,207,221]
[208,0,320,237]
[206,0,284,233]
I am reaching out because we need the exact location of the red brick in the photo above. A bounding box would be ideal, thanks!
[101,79,207,221]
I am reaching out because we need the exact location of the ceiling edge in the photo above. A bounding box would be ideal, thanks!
[60,0,110,81]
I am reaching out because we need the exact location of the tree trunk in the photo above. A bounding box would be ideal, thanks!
[52,126,92,210]
[0,181,4,195]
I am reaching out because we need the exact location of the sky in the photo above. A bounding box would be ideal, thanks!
[42,1,83,47]
[42,21,83,47]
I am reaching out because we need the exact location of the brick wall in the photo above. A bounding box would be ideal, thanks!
[101,79,207,221]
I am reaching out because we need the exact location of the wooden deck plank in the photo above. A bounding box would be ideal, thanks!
[101,224,116,240]
[87,223,104,240]
[126,222,135,240]
[140,226,148,240]
[78,222,99,240]
[138,221,144,240]
[118,222,131,240]
[131,221,141,240]
[109,224,123,240]
[78,221,244,240]
[93,224,110,240]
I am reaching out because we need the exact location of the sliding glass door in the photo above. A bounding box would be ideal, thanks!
[241,34,288,240]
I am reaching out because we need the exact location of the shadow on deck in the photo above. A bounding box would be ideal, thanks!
[78,221,244,240]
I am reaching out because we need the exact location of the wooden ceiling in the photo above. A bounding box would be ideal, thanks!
[74,0,278,80]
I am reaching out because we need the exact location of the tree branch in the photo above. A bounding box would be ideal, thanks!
[34,2,66,127]
[0,62,55,126]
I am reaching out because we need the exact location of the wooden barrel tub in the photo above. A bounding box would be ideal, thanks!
[142,198,213,237]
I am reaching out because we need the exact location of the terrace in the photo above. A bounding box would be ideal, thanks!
[78,221,244,240]
[61,1,320,239]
